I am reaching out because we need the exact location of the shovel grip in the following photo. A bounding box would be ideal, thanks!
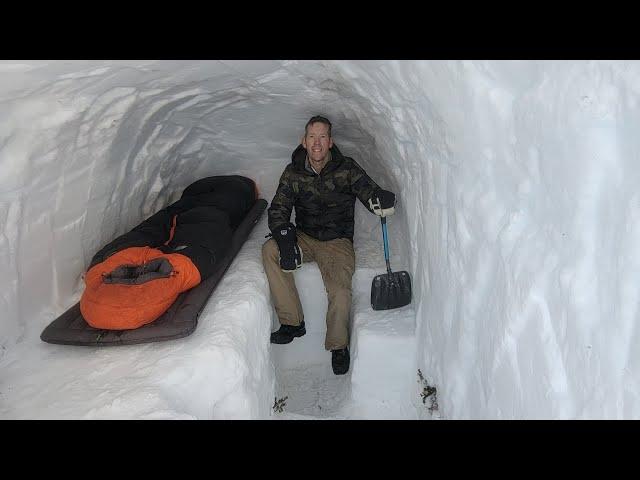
[381,217,392,275]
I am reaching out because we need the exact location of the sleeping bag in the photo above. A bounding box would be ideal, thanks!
[79,175,256,330]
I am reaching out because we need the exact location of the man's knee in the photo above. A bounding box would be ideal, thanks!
[323,263,355,289]
[326,281,353,302]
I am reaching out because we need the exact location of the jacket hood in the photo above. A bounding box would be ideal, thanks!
[291,144,345,174]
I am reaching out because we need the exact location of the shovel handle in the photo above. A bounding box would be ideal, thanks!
[381,217,392,275]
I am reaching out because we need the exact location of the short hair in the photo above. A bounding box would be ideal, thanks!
[304,115,332,137]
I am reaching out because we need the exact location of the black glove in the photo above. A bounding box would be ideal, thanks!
[271,223,303,272]
[368,189,396,217]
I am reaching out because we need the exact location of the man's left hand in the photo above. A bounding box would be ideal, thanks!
[369,189,396,217]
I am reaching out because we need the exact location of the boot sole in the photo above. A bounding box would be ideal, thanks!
[332,365,349,375]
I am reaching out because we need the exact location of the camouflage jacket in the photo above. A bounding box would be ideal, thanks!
[268,144,381,241]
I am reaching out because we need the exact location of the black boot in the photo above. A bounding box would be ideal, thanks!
[331,347,350,375]
[270,321,306,344]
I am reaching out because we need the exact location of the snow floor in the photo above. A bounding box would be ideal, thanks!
[0,213,422,419]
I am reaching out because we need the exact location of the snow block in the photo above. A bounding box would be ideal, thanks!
[348,268,417,419]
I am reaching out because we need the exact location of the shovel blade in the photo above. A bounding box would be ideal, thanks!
[371,270,412,311]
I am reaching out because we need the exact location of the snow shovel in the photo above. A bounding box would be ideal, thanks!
[371,216,412,310]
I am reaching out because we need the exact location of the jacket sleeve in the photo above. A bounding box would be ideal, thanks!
[349,159,382,214]
[268,166,296,232]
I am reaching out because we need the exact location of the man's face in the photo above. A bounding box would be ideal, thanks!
[303,122,333,165]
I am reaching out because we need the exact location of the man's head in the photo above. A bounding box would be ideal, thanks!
[303,115,333,169]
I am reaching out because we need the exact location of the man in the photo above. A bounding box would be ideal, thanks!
[262,116,396,375]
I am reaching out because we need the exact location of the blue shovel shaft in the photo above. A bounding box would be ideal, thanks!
[381,217,392,275]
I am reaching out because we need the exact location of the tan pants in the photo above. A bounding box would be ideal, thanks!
[262,231,355,351]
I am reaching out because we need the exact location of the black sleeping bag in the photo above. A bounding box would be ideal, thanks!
[41,175,267,346]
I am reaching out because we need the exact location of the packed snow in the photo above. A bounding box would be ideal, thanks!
[1,60,639,419]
